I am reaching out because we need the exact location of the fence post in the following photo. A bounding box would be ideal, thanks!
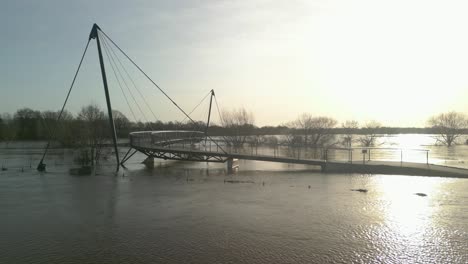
[426,151,429,165]
[400,149,403,166]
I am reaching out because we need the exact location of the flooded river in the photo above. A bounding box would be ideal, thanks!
[1,134,468,263]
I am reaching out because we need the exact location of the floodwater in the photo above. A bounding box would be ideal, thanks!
[1,134,468,263]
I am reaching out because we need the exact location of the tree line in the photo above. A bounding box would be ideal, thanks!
[1,105,467,148]
[217,110,468,148]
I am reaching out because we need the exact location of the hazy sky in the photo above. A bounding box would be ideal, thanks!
[2,0,468,127]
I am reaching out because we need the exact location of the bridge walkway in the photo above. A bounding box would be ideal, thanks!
[125,131,468,178]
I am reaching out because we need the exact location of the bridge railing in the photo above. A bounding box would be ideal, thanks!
[130,131,205,148]
[323,147,429,165]
[172,141,430,164]
[129,131,430,165]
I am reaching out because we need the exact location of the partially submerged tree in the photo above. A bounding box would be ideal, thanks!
[41,110,75,146]
[75,104,108,166]
[358,121,381,147]
[341,120,359,148]
[291,114,337,147]
[221,108,255,148]
[428,111,467,147]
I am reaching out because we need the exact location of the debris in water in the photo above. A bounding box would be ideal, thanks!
[224,180,254,184]
[351,188,368,193]
[415,193,427,197]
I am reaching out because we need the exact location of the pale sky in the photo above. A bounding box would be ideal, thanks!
[2,0,468,127]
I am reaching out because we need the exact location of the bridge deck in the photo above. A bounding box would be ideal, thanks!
[131,144,468,178]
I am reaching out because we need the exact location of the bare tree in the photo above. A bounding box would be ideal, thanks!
[221,108,255,148]
[41,110,75,146]
[292,114,337,147]
[76,104,107,166]
[281,126,303,158]
[293,114,314,146]
[282,121,301,146]
[341,120,359,148]
[428,111,467,147]
[112,110,131,137]
[358,121,381,147]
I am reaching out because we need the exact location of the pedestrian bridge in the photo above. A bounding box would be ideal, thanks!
[122,130,468,178]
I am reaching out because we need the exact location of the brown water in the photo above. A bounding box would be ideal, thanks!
[1,135,468,263]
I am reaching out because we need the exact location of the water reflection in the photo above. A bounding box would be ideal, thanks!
[369,176,460,262]
[1,137,468,263]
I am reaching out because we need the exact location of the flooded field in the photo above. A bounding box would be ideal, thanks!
[1,134,468,263]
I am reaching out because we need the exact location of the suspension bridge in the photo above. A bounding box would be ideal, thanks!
[37,24,468,178]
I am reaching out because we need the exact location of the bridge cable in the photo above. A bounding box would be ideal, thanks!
[176,91,211,140]
[100,35,139,123]
[101,34,160,122]
[100,32,152,127]
[213,95,224,125]
[37,39,91,170]
[180,90,212,123]
[213,95,232,143]
[98,28,227,154]
[183,92,212,141]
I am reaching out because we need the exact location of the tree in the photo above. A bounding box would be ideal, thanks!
[358,121,381,147]
[14,108,41,140]
[221,108,255,147]
[41,110,75,146]
[428,111,467,147]
[112,110,131,137]
[341,120,359,148]
[0,116,4,141]
[0,114,15,142]
[291,114,337,147]
[76,104,108,166]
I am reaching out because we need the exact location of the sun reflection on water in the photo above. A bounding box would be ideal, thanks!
[370,175,453,260]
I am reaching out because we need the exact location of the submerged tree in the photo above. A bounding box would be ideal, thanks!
[221,108,255,148]
[341,120,359,148]
[428,111,467,147]
[358,121,381,147]
[291,114,337,148]
[41,110,75,146]
[75,104,108,166]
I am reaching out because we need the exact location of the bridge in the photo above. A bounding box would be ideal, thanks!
[122,130,468,178]
[36,24,468,178]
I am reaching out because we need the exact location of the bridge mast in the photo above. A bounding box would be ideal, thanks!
[89,24,120,171]
[205,89,215,135]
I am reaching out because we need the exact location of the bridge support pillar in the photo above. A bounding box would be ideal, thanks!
[227,158,239,174]
[143,157,154,167]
